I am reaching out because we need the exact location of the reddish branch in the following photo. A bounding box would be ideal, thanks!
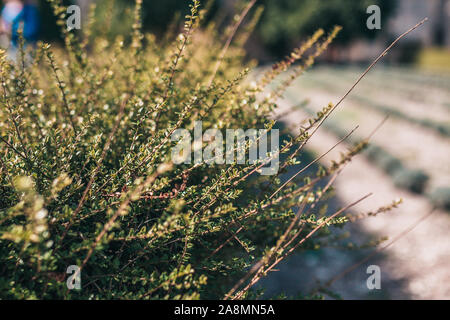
[103,173,188,200]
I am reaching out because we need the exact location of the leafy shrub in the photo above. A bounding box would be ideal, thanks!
[0,0,394,299]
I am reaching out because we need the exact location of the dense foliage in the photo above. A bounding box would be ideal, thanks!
[0,0,395,299]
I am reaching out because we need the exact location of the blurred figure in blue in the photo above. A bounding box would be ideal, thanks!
[0,0,40,60]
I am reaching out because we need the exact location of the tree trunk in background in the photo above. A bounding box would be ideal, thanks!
[433,0,447,46]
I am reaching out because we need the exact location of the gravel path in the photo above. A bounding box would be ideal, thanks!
[285,85,450,192]
[307,67,450,118]
[259,68,450,300]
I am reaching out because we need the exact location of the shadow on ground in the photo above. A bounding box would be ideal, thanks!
[254,120,412,300]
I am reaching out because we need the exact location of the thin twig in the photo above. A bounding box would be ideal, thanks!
[269,125,359,200]
[225,193,372,300]
[317,207,436,294]
[239,18,427,187]
[207,0,257,87]
[306,18,428,148]
[54,96,128,251]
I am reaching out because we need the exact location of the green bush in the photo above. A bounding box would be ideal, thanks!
[392,168,429,194]
[365,145,403,175]
[429,187,450,211]
[0,0,392,299]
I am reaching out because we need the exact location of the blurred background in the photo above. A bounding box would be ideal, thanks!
[1,0,449,299]
[13,0,448,67]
